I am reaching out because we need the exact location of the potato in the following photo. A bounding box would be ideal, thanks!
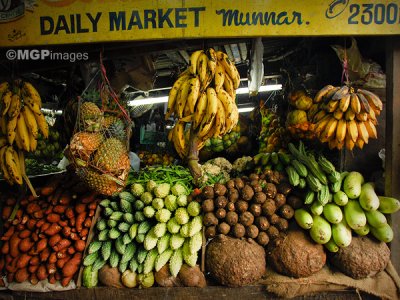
[98,265,123,288]
[178,264,206,287]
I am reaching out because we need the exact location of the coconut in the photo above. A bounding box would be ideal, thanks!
[268,230,326,278]
[206,235,266,287]
[329,236,390,279]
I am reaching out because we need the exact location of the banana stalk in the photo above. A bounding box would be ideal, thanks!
[186,129,202,182]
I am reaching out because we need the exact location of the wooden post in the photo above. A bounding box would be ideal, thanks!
[385,37,400,273]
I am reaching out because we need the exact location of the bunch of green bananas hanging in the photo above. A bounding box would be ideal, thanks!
[166,48,240,158]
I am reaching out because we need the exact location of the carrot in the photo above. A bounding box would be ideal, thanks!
[58,220,68,227]
[15,209,23,219]
[67,246,75,255]
[0,256,4,271]
[62,227,71,238]
[53,239,71,252]
[75,203,86,214]
[33,210,44,219]
[5,254,12,264]
[49,234,61,247]
[26,203,41,214]
[88,201,97,210]
[28,264,39,274]
[1,241,9,255]
[48,252,57,264]
[19,229,32,239]
[83,217,92,228]
[65,207,74,219]
[26,219,37,230]
[74,239,86,252]
[38,233,45,239]
[44,206,53,215]
[29,256,40,266]
[61,252,82,277]
[79,228,89,239]
[16,224,24,231]
[7,272,14,283]
[58,193,72,206]
[48,274,56,284]
[36,238,48,253]
[1,206,12,220]
[6,197,16,206]
[47,263,57,274]
[6,257,18,273]
[41,178,61,196]
[69,232,79,241]
[56,256,70,269]
[17,253,32,269]
[29,273,38,285]
[76,212,86,232]
[54,272,61,281]
[15,268,29,283]
[53,205,67,214]
[81,192,97,204]
[39,248,50,262]
[88,209,95,217]
[1,226,15,240]
[56,249,67,259]
[31,232,39,242]
[35,219,45,229]
[61,276,73,287]
[44,223,61,236]
[19,238,34,253]
[9,234,21,258]
[51,188,63,206]
[27,195,37,202]
[40,222,51,233]
[46,213,60,223]
[69,217,76,227]
[21,215,28,225]
[36,265,48,281]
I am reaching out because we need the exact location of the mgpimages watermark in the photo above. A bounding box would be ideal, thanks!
[6,49,89,62]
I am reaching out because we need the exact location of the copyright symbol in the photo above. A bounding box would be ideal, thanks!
[6,49,16,60]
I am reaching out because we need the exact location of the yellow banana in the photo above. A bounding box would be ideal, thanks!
[355,137,365,149]
[350,93,361,114]
[22,81,42,107]
[165,74,190,120]
[5,146,22,185]
[21,106,38,138]
[198,117,215,139]
[198,121,217,150]
[193,92,207,130]
[320,117,338,142]
[230,105,239,132]
[356,121,369,144]
[337,139,345,150]
[197,53,209,88]
[23,97,42,114]
[331,85,349,101]
[217,51,240,89]
[0,145,13,185]
[187,76,201,114]
[0,136,6,148]
[313,114,331,135]
[333,109,343,120]
[223,72,235,99]
[14,128,23,150]
[307,103,319,120]
[1,90,12,116]
[339,94,351,112]
[356,92,371,114]
[6,114,18,144]
[344,108,356,121]
[217,89,234,120]
[364,120,377,139]
[345,133,355,151]
[172,121,187,158]
[357,88,383,111]
[214,100,226,137]
[16,114,31,151]
[0,82,9,95]
[203,87,218,126]
[336,119,347,143]
[368,107,377,123]
[214,61,225,93]
[7,93,21,118]
[206,49,217,80]
[189,50,204,76]
[33,111,49,138]
[175,78,191,119]
[370,106,381,117]
[0,114,7,135]
[314,85,334,103]
[312,110,327,123]
[347,120,359,143]
[355,112,368,122]
[325,99,339,113]
[324,86,340,100]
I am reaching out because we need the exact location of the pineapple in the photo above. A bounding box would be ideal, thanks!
[79,102,103,132]
[92,138,130,174]
[106,119,127,141]
[69,131,103,161]
[76,167,123,196]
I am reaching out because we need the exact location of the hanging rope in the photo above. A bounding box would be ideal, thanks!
[341,38,350,85]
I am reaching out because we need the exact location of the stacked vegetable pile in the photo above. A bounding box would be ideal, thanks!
[295,171,400,252]
[203,122,241,153]
[83,165,203,288]
[200,173,295,247]
[0,173,98,287]
[310,85,383,150]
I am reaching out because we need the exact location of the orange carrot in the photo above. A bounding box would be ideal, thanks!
[15,268,29,283]
[53,205,67,214]
[1,226,15,240]
[69,217,76,227]
[31,232,39,242]
[1,206,12,220]
[33,210,44,219]
[19,238,34,253]
[35,219,45,229]
[29,273,38,285]
[67,246,76,255]
[36,265,48,281]
[75,203,86,214]
[83,217,92,228]
[88,201,97,210]
[36,238,48,253]
[58,220,68,227]
[54,272,61,281]
[56,249,67,259]
[16,224,24,231]
[26,203,41,214]
[40,222,51,233]
[69,232,79,241]
[62,226,71,238]
[56,256,70,269]
[48,274,56,284]
[61,276,73,287]
[9,234,21,258]
[6,257,18,273]
[44,206,53,215]
[79,228,89,239]
[61,252,82,277]
[81,192,97,204]
[48,252,57,264]
[53,239,71,252]
[28,264,39,274]
[46,213,60,223]
[17,253,32,269]
[44,223,61,236]
[65,207,74,219]
[49,234,61,247]
[75,212,86,232]
[47,263,56,274]
[29,256,40,266]
[58,193,72,206]
[1,241,9,255]
[26,219,37,230]
[74,239,86,252]
[39,248,50,262]
[88,209,95,217]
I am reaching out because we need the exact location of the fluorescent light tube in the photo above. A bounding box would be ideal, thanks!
[236,84,282,95]
[237,107,255,113]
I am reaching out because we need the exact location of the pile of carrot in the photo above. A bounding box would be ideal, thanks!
[0,173,99,287]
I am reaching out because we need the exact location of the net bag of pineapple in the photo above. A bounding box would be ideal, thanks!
[65,55,133,196]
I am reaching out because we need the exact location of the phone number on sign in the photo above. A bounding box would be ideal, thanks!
[348,3,400,25]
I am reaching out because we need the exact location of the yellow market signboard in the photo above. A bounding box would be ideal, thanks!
[1,0,400,47]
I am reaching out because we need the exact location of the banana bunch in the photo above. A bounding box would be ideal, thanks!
[0,139,24,186]
[0,80,49,153]
[310,85,383,150]
[166,48,240,158]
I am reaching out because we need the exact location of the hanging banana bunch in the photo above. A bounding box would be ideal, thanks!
[165,48,240,158]
[0,80,48,189]
[310,85,382,151]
